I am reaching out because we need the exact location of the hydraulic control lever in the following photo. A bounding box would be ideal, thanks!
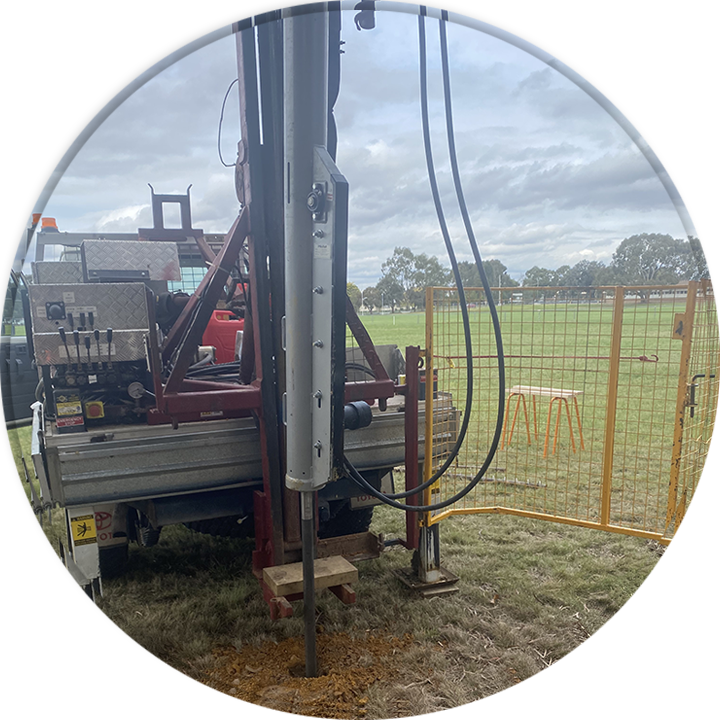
[106,328,113,368]
[73,330,81,365]
[94,329,102,366]
[58,327,70,364]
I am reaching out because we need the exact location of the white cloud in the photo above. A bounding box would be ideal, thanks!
[96,204,150,231]
[34,7,692,287]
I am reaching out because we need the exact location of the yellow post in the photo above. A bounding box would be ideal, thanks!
[666,280,698,532]
[423,286,435,526]
[600,288,624,526]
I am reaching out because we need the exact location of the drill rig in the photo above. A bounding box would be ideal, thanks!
[24,7,444,591]
[22,3,499,679]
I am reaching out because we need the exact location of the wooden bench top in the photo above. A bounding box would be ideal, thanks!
[508,385,583,398]
[263,555,358,597]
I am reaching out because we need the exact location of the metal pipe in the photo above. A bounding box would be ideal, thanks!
[283,5,328,493]
[283,4,329,680]
[600,288,624,526]
[301,491,317,678]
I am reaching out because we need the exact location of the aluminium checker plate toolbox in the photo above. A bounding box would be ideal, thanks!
[28,282,151,366]
[81,239,181,282]
[31,261,84,285]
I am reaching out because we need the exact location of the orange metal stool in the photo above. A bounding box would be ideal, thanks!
[501,385,585,458]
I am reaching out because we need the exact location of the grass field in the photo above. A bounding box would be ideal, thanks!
[8,300,714,717]
[358,291,716,541]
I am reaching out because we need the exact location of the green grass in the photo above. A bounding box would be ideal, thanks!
[393,296,716,539]
[8,301,709,717]
[7,414,665,716]
[355,311,426,349]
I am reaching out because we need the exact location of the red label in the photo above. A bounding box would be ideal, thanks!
[56,415,84,427]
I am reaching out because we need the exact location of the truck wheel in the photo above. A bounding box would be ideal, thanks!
[137,525,161,547]
[318,503,374,539]
[184,515,254,539]
[99,544,129,578]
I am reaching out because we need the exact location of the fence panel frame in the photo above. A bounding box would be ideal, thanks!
[423,283,716,545]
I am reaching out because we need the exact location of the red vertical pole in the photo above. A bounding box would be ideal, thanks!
[403,345,421,550]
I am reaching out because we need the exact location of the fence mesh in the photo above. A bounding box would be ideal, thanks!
[425,283,717,542]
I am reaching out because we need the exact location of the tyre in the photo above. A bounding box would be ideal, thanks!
[137,525,161,547]
[318,502,374,539]
[184,514,254,539]
[99,544,129,578]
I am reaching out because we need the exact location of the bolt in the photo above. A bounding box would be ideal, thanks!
[313,340,324,348]
[313,229,325,238]
[313,286,324,294]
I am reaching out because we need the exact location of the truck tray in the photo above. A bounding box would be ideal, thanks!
[35,398,456,507]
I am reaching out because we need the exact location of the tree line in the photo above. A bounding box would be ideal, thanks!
[352,234,708,312]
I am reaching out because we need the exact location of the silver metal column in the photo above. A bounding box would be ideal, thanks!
[284,6,328,495]
[283,4,329,679]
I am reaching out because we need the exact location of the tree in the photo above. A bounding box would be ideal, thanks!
[376,273,404,313]
[363,286,380,314]
[554,265,571,286]
[380,247,416,298]
[410,253,450,309]
[479,258,518,303]
[346,282,362,311]
[564,260,606,287]
[413,253,451,288]
[686,236,710,280]
[456,261,481,289]
[522,266,556,288]
[610,233,688,285]
[378,246,450,310]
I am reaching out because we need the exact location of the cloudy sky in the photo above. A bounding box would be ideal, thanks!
[39,7,687,288]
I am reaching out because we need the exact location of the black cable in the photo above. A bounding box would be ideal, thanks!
[218,78,239,168]
[345,362,376,379]
[343,8,474,508]
[342,9,505,512]
[437,11,505,473]
[377,4,474,498]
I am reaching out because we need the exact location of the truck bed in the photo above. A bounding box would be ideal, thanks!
[36,398,454,507]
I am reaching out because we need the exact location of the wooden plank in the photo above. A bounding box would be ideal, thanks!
[328,584,357,605]
[263,555,358,597]
[509,385,583,398]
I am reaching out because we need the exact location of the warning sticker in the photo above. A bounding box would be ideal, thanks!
[70,515,97,546]
[56,415,85,428]
[56,401,82,416]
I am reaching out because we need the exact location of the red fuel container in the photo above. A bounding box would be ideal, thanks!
[202,310,244,364]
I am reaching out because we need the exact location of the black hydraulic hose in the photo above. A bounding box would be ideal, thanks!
[343,9,505,512]
[345,362,376,379]
[187,352,215,371]
[437,11,505,470]
[378,5,475,499]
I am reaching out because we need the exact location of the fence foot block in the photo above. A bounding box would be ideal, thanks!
[393,566,459,598]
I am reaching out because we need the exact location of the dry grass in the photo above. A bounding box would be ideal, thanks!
[7,417,663,717]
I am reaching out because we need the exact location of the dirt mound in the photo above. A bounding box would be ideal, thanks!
[206,631,414,717]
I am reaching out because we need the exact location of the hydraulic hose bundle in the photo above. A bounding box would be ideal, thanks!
[345,9,506,513]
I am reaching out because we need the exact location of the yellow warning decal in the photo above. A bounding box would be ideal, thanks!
[70,514,97,546]
[57,401,82,416]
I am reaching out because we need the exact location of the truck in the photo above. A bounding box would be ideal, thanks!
[19,187,449,602]
[8,10,474,680]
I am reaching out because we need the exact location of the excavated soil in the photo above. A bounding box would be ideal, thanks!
[206,631,415,718]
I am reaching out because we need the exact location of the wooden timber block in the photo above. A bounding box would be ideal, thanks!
[263,555,358,598]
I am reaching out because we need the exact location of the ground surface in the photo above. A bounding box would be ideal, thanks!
[206,632,415,717]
